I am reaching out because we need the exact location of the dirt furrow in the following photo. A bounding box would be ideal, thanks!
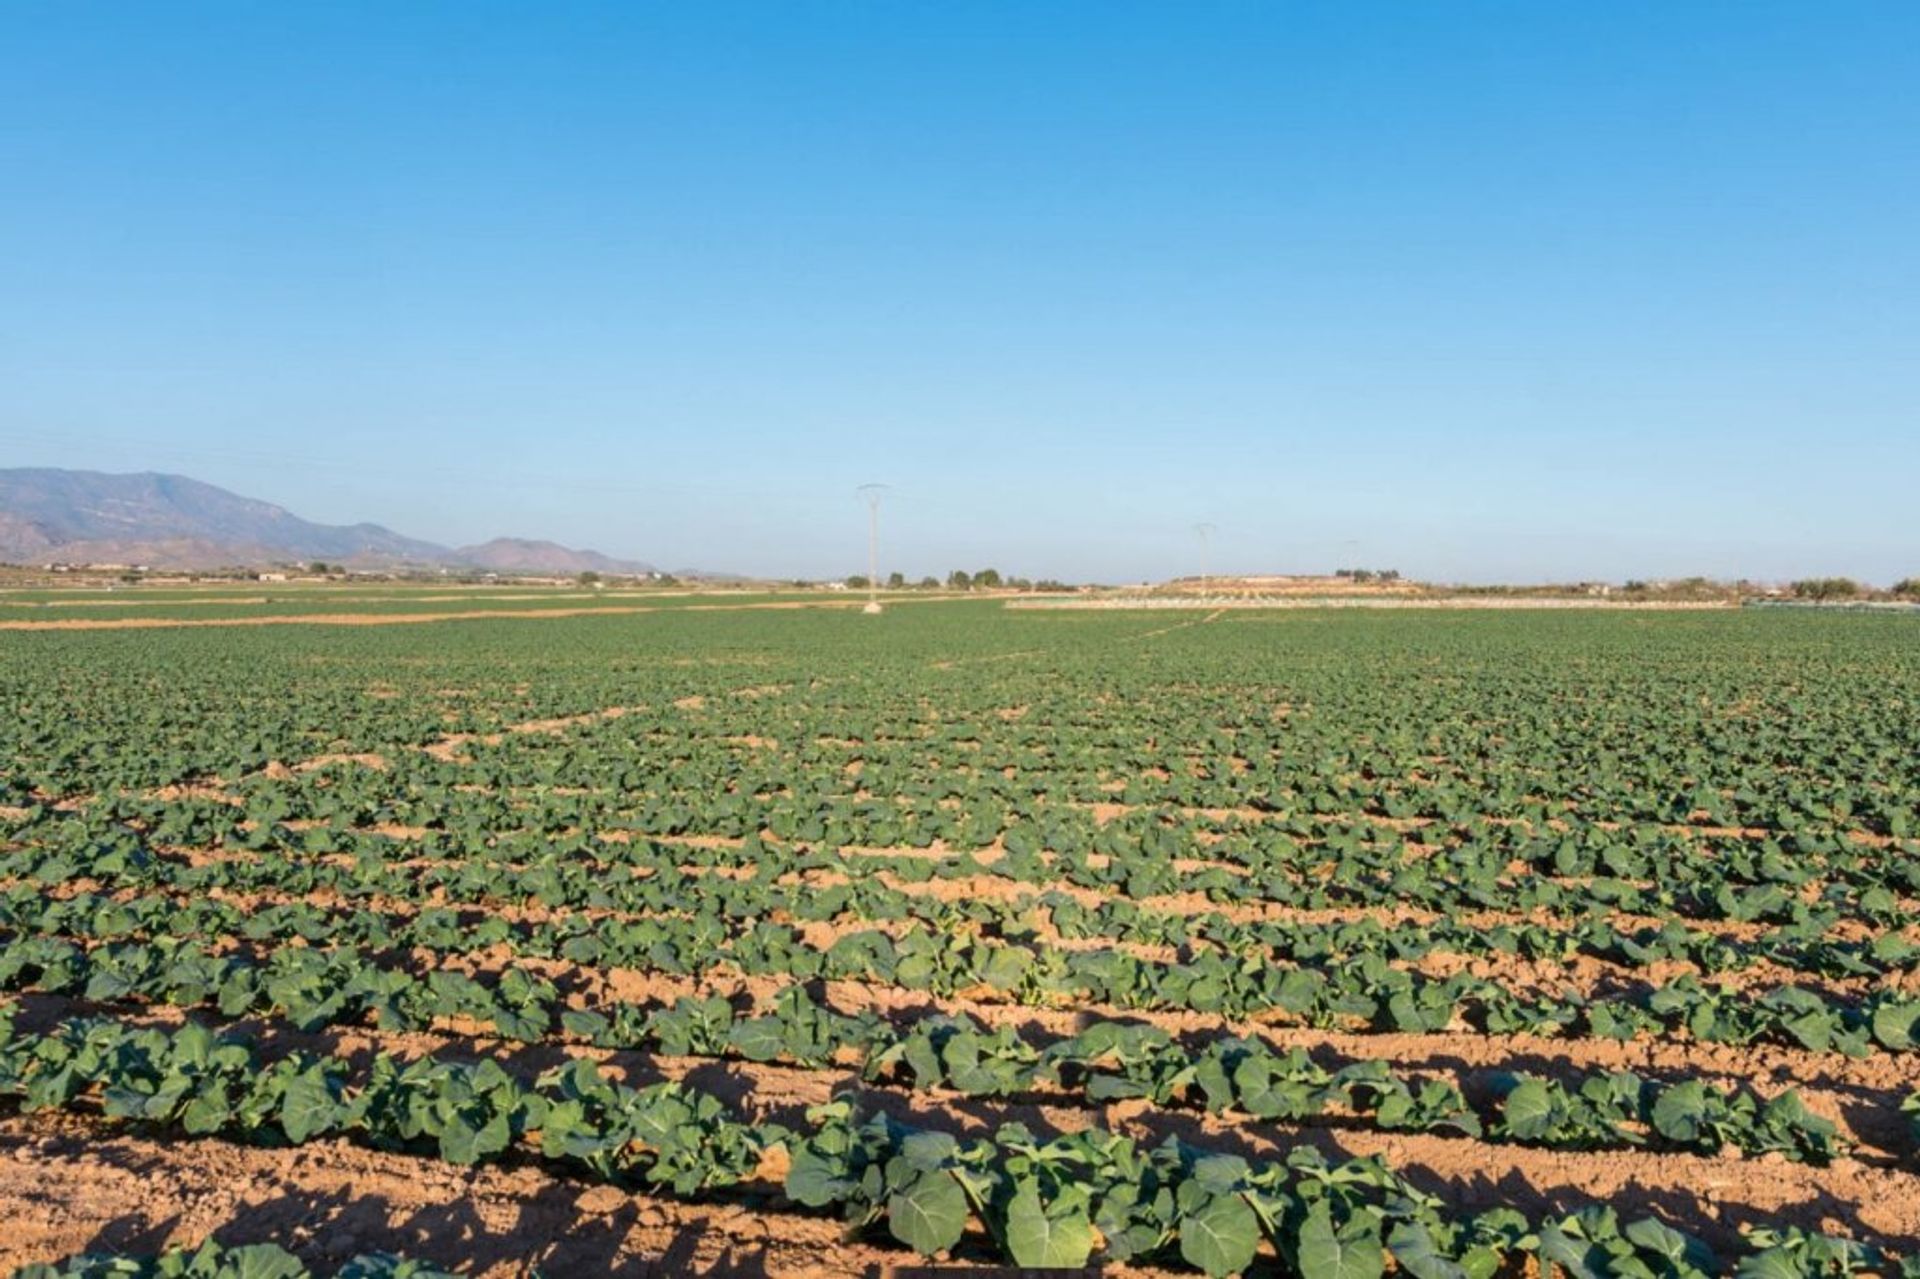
[9,983,1919,1264]
[0,1110,917,1278]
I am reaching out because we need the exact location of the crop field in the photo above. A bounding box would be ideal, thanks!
[2,600,1919,1278]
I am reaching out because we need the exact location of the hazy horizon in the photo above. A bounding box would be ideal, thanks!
[0,463,1905,589]
[3,5,1916,584]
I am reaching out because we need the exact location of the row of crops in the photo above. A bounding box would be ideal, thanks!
[2,602,1918,1276]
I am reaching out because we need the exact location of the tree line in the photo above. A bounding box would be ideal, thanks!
[842,569,1071,592]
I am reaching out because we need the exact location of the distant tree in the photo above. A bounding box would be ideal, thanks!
[973,568,1003,588]
[845,574,870,590]
[1791,577,1861,601]
[918,576,939,589]
[655,574,680,587]
[947,570,972,590]
[309,561,331,575]
[886,571,906,589]
[1893,578,1920,599]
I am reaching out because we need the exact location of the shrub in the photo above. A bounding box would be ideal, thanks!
[1790,578,1861,601]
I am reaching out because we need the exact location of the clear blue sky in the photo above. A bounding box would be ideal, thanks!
[2,3,1915,583]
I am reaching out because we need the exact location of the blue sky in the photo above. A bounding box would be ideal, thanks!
[2,4,1915,583]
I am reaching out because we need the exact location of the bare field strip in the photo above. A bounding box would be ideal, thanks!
[1010,596,1739,611]
[0,600,882,631]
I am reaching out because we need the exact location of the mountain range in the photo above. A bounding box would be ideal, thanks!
[0,468,663,575]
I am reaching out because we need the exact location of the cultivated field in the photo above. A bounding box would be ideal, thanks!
[2,597,1919,1277]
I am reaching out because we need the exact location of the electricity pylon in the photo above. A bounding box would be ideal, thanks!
[1193,522,1217,598]
[858,484,888,614]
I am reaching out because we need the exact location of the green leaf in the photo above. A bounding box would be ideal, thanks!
[1650,1081,1710,1145]
[438,1111,512,1165]
[560,1010,610,1041]
[727,1016,787,1063]
[1625,1217,1709,1272]
[1734,1247,1809,1279]
[1299,1201,1384,1279]
[1180,1191,1260,1278]
[181,1088,233,1136]
[1500,1078,1555,1140]
[223,1243,310,1279]
[1871,1001,1920,1050]
[888,1171,969,1257]
[785,1146,854,1208]
[278,1073,339,1143]
[1388,1221,1467,1279]
[339,1258,460,1279]
[1539,1220,1607,1279]
[1005,1184,1095,1269]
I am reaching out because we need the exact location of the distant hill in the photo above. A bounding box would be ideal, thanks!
[0,468,662,574]
[453,537,655,576]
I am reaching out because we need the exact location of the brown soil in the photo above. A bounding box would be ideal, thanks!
[928,650,1042,671]
[144,782,243,805]
[0,1111,909,1277]
[413,704,646,764]
[0,608,669,630]
[292,751,392,773]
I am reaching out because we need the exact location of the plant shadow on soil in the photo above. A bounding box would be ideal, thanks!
[82,1211,185,1256]
[1416,1044,1918,1163]
[24,1001,1920,1267]
[78,1168,780,1278]
[1082,1105,1917,1258]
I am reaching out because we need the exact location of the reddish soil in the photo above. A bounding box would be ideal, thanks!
[0,1111,900,1278]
